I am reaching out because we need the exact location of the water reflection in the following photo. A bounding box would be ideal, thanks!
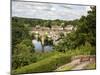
[32,40,53,52]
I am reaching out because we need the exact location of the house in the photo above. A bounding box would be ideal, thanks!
[36,25,40,29]
[51,26,63,31]
[64,25,74,31]
[41,27,50,31]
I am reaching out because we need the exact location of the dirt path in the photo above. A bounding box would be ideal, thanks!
[55,55,96,71]
[55,59,80,71]
[72,61,90,70]
[55,59,90,71]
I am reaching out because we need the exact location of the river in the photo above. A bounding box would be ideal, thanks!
[32,40,53,52]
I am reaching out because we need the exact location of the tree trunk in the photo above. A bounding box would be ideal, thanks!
[41,36,45,52]
[42,44,44,53]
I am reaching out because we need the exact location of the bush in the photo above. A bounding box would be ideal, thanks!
[70,42,95,56]
[64,42,95,58]
[12,53,37,70]
[12,53,71,74]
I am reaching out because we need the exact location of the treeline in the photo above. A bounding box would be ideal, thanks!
[12,17,79,28]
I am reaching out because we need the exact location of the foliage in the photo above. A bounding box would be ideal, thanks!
[12,41,35,69]
[12,42,94,74]
[12,17,34,69]
[12,52,37,70]
[12,17,77,28]
[12,41,95,74]
[12,53,71,74]
[54,6,96,53]
[12,6,96,73]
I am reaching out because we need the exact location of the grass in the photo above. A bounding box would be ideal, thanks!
[84,63,96,70]
[12,44,96,74]
[12,52,71,75]
[55,65,75,71]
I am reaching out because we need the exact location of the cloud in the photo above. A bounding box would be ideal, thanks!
[12,1,91,20]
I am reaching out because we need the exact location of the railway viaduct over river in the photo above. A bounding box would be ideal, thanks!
[29,25,76,45]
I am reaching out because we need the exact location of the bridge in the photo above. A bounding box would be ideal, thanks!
[30,28,72,44]
[29,25,75,45]
[29,26,74,52]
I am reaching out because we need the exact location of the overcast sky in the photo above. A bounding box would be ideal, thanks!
[12,1,91,20]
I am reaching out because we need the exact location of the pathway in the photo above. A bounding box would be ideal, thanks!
[55,58,91,71]
[72,61,90,70]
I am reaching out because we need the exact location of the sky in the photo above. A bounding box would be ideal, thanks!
[12,1,91,20]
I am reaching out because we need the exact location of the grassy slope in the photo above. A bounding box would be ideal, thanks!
[12,52,71,74]
[12,44,95,74]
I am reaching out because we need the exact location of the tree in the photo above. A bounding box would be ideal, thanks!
[54,6,96,52]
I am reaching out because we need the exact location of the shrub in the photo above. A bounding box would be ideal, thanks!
[12,53,37,70]
[70,42,95,56]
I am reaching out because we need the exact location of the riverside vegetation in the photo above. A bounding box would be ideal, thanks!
[11,6,96,74]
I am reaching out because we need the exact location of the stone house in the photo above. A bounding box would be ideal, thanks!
[51,26,63,31]
[64,25,74,31]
